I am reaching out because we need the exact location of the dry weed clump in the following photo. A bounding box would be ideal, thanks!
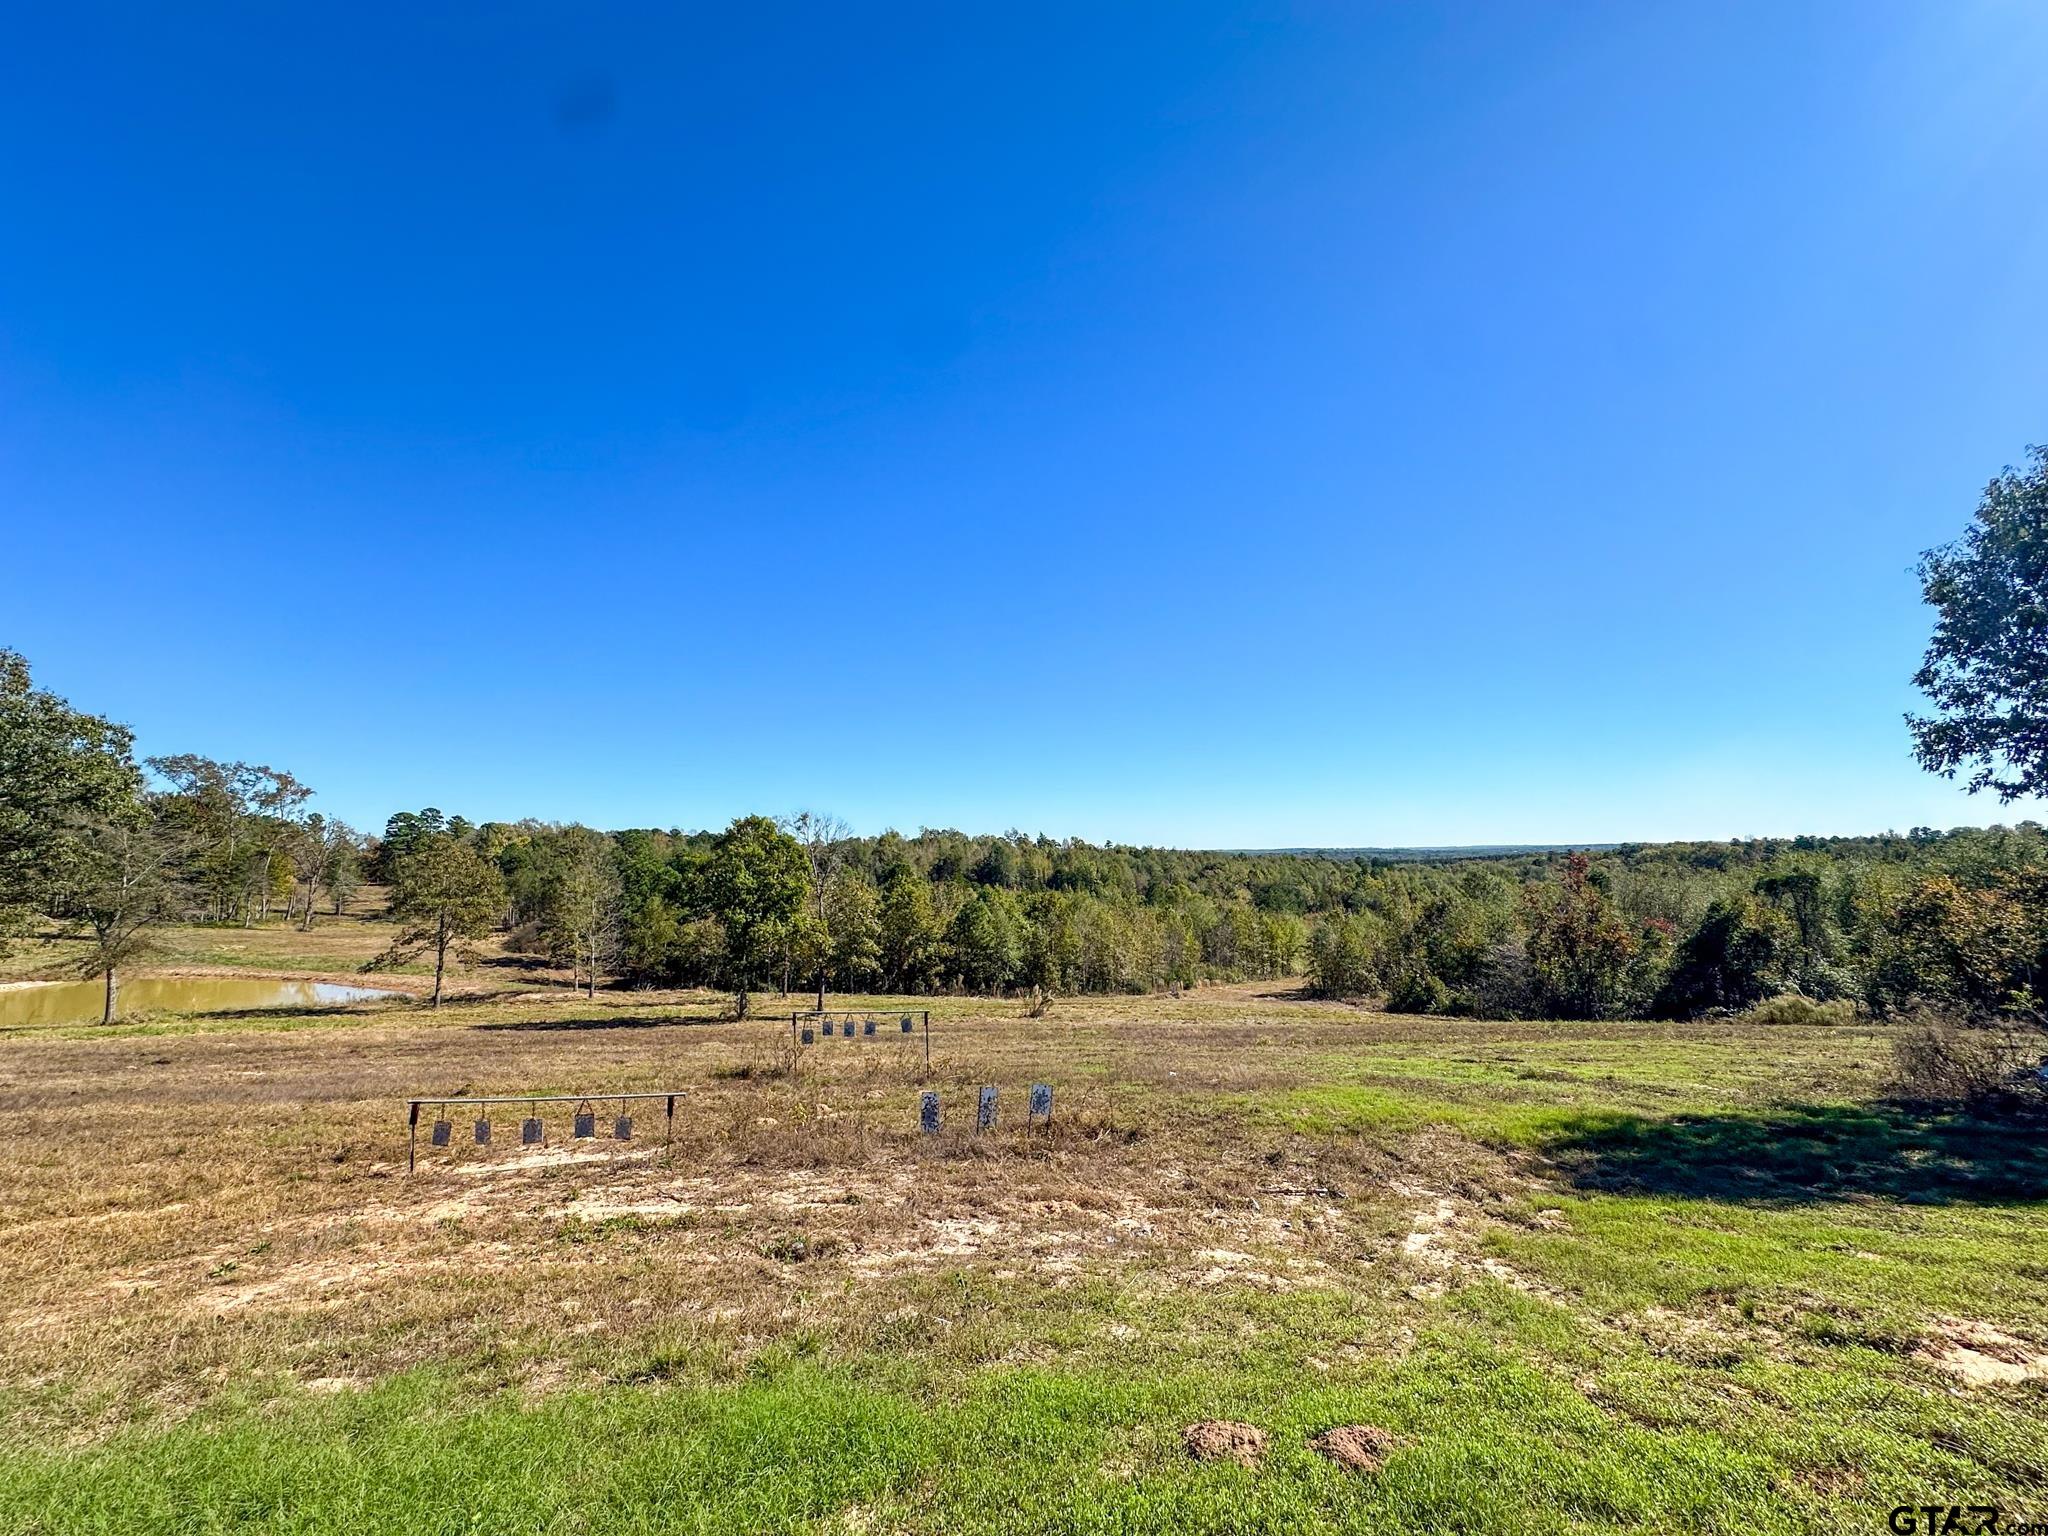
[1888,1014,2043,1105]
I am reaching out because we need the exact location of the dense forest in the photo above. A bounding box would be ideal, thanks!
[436,811,2048,1023]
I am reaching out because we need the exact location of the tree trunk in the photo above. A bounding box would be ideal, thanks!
[103,966,118,1025]
[432,914,446,1008]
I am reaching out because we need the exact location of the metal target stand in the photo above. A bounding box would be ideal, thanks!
[791,1009,930,1070]
[406,1091,687,1173]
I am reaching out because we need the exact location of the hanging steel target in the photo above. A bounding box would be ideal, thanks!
[407,1091,685,1173]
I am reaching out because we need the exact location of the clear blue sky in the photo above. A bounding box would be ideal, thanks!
[5,3,2045,847]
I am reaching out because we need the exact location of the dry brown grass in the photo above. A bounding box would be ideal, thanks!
[0,950,1923,1446]
[0,976,1566,1432]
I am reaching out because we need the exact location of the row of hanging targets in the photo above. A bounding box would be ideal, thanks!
[918,1084,1052,1134]
[804,1013,917,1043]
[428,1100,635,1148]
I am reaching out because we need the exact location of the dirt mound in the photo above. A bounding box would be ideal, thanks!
[1311,1424,1397,1472]
[1183,1420,1265,1467]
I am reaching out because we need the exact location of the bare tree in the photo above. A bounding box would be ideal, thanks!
[783,810,851,1011]
[288,815,360,931]
[543,827,624,997]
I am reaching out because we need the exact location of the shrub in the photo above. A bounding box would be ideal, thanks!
[1653,896,1793,1018]
[1385,968,1451,1015]
[1452,941,1542,1019]
[1306,912,1387,998]
[1740,994,1858,1027]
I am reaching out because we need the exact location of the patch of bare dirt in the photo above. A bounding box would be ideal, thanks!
[197,1255,455,1315]
[1183,1420,1265,1467]
[1916,1319,2048,1387]
[1311,1423,1397,1472]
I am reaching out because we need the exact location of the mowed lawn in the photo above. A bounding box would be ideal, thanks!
[1,916,2045,1533]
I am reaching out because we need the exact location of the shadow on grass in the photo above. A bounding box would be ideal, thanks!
[186,1002,408,1023]
[473,1012,731,1033]
[1540,1099,2048,1205]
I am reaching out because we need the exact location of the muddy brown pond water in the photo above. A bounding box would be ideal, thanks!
[0,975,403,1026]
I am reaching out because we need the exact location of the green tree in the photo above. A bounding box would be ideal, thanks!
[824,868,882,992]
[0,649,142,944]
[1524,854,1639,1018]
[879,871,942,991]
[147,755,310,924]
[1260,912,1307,978]
[321,823,363,916]
[540,827,624,997]
[1867,871,2045,1020]
[51,805,190,1024]
[376,807,447,880]
[1909,445,2048,799]
[376,831,505,1007]
[703,815,809,1018]
[1307,910,1385,997]
[1653,895,1793,1018]
[947,887,1022,993]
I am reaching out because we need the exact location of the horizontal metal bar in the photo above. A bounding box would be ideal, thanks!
[793,1010,927,1017]
[407,1092,688,1108]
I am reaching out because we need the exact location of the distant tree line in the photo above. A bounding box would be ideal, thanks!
[350,809,2046,1026]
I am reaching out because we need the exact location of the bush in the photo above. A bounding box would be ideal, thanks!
[1306,912,1387,998]
[1888,1014,2042,1104]
[1385,968,1451,1015]
[1452,941,1542,1020]
[1740,994,1858,1027]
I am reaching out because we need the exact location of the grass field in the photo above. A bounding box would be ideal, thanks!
[2,907,2045,1533]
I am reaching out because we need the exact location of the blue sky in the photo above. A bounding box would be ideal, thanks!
[4,2,2046,846]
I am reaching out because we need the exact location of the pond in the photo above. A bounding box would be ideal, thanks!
[0,975,406,1027]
